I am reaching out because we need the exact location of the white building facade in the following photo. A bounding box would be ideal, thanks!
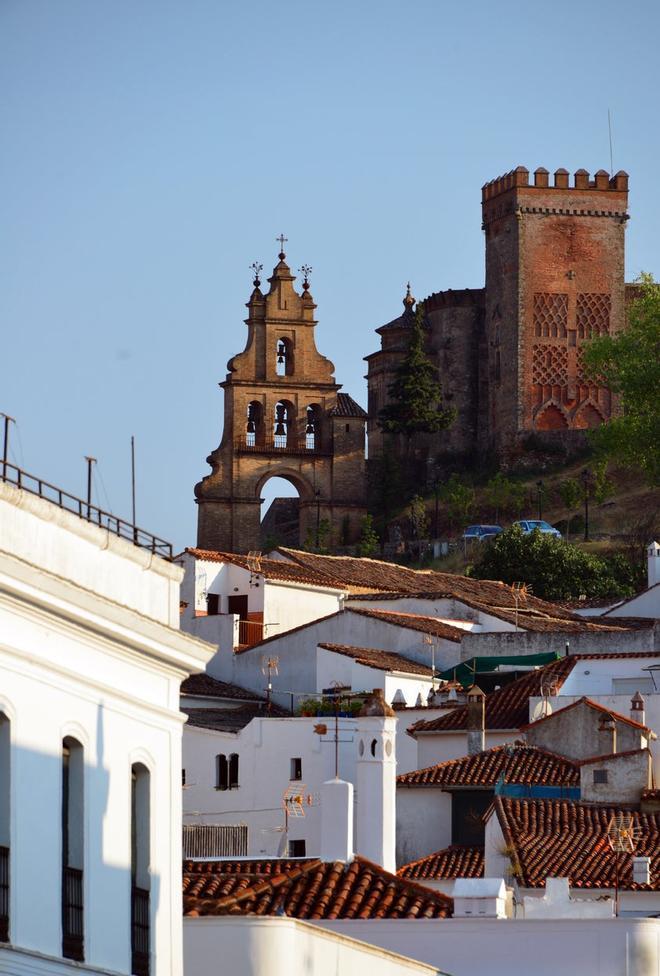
[0,482,212,976]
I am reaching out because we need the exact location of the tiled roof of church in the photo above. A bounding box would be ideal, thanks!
[398,846,484,882]
[318,642,433,676]
[397,743,579,788]
[329,393,368,418]
[493,796,660,889]
[183,856,453,918]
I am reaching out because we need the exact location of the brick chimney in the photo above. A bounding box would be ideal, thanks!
[467,685,486,755]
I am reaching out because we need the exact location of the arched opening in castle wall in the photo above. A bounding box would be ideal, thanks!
[535,403,568,430]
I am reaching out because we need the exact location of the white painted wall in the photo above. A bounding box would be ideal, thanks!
[0,484,213,976]
[313,917,660,976]
[416,731,516,769]
[396,789,452,868]
[183,917,443,976]
[606,586,660,619]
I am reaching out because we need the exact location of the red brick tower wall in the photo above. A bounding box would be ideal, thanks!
[482,166,629,457]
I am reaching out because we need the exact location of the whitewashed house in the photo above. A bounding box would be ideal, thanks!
[0,478,213,976]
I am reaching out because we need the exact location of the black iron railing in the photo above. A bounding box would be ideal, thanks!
[0,461,172,559]
[0,846,8,943]
[235,436,330,457]
[131,885,150,976]
[62,866,84,961]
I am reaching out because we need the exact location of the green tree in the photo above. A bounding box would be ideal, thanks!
[303,518,331,554]
[470,524,633,601]
[592,459,614,505]
[582,273,660,483]
[558,478,582,541]
[357,514,380,557]
[485,472,513,522]
[378,303,456,437]
[408,495,429,540]
[442,474,476,531]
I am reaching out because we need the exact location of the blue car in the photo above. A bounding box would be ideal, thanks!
[514,519,562,539]
[463,524,503,542]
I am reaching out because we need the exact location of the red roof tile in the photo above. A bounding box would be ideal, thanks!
[398,846,484,882]
[409,656,577,734]
[397,744,579,788]
[349,608,464,643]
[181,673,264,701]
[318,642,433,676]
[328,393,368,418]
[494,796,660,889]
[183,856,453,919]
[182,549,347,591]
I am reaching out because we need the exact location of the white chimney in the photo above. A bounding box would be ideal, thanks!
[467,685,486,755]
[631,691,646,727]
[633,856,651,886]
[320,778,353,863]
[648,541,660,589]
[355,689,397,873]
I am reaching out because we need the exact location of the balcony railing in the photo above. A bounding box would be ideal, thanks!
[237,619,264,649]
[1,461,172,559]
[62,866,84,961]
[131,885,150,976]
[0,846,8,943]
[235,436,330,457]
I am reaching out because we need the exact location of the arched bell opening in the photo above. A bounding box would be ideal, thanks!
[245,401,264,447]
[305,403,322,451]
[276,337,294,377]
[273,400,296,448]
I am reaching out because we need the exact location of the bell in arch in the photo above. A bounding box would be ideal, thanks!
[277,342,286,365]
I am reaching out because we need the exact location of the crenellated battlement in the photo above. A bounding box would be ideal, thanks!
[482,166,628,202]
[424,287,485,312]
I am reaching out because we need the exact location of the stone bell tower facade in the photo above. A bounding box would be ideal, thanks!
[195,244,367,553]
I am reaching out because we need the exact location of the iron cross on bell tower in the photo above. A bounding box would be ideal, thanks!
[276,233,288,259]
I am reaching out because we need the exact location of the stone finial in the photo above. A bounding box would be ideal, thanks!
[358,688,396,718]
[403,282,415,309]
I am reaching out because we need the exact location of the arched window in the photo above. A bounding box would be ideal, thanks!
[246,401,263,447]
[215,754,228,791]
[305,405,320,450]
[131,764,150,976]
[273,401,294,449]
[62,737,84,961]
[0,713,9,944]
[370,738,378,758]
[228,754,239,790]
[276,337,293,377]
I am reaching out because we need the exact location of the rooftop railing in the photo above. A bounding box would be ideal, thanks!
[0,461,172,560]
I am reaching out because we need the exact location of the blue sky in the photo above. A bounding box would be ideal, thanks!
[2,0,659,551]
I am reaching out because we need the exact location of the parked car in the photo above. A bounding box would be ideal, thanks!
[514,519,562,538]
[463,524,503,542]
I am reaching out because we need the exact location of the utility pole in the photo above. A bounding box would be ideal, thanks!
[315,489,321,548]
[84,456,96,519]
[1,413,15,481]
[536,480,544,521]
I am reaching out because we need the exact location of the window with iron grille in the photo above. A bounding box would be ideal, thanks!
[593,769,609,785]
[0,713,9,944]
[62,738,84,961]
[131,764,150,976]
[289,839,306,858]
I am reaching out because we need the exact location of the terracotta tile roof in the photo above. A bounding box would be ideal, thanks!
[398,846,484,882]
[349,608,464,643]
[397,743,579,788]
[182,549,347,591]
[277,550,636,632]
[181,673,264,701]
[408,654,660,736]
[520,696,653,734]
[318,642,433,676]
[494,796,660,889]
[328,393,368,418]
[409,656,577,734]
[183,704,288,733]
[183,856,453,919]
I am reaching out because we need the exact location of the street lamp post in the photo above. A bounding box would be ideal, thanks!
[536,480,544,521]
[580,468,593,542]
[315,489,321,548]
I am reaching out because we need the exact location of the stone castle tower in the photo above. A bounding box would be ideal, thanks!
[195,244,367,553]
[367,166,630,469]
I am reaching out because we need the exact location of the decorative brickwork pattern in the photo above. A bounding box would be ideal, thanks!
[533,293,568,338]
[532,344,568,387]
[577,293,611,339]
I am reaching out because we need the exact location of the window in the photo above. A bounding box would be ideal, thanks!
[289,839,306,858]
[290,758,302,781]
[62,738,84,961]
[593,769,608,785]
[370,739,377,758]
[216,754,228,791]
[345,424,350,433]
[181,769,186,787]
[131,764,151,976]
[228,754,239,790]
[0,713,9,944]
[206,593,219,616]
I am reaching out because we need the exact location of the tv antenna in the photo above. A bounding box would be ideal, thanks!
[313,681,356,778]
[261,655,279,713]
[422,633,438,689]
[511,581,531,631]
[607,813,642,915]
[247,550,262,587]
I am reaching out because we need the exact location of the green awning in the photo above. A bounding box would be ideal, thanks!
[439,651,560,688]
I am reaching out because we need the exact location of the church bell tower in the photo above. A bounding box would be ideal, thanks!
[195,240,367,553]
